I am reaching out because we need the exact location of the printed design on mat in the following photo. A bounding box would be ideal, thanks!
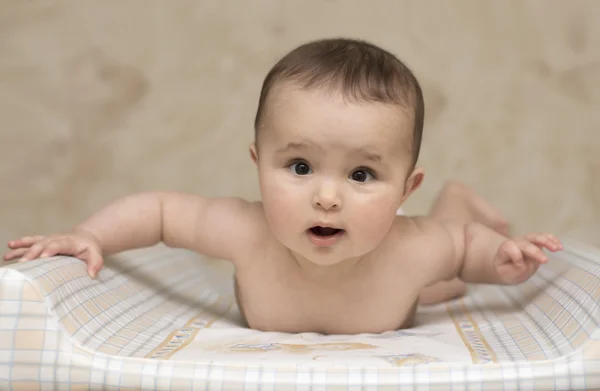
[377,353,442,366]
[146,296,232,359]
[446,298,498,364]
[227,342,377,353]
[368,330,443,339]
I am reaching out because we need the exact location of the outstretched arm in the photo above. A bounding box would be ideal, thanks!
[5,192,262,277]
[444,222,562,285]
[75,192,260,259]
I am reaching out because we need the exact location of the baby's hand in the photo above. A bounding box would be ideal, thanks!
[494,233,563,285]
[3,231,104,278]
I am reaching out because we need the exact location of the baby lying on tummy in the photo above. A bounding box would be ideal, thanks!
[4,38,562,335]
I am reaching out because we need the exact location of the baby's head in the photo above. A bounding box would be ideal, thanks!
[250,38,425,265]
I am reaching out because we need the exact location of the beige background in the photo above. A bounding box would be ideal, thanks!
[0,0,598,253]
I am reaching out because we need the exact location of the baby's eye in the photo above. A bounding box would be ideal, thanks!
[289,161,312,176]
[350,169,375,183]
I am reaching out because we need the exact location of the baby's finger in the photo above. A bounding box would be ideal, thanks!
[501,241,524,266]
[86,250,104,279]
[7,236,45,249]
[3,248,29,261]
[39,240,65,258]
[521,242,549,264]
[525,233,562,251]
[538,235,561,252]
[546,234,563,250]
[38,238,77,258]
[19,241,50,262]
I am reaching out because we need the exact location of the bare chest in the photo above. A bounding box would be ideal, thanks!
[234,258,420,335]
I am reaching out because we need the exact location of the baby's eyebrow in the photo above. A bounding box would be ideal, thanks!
[358,151,381,163]
[276,143,383,163]
[276,141,321,154]
[351,148,382,163]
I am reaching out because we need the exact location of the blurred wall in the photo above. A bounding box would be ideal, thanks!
[0,0,598,250]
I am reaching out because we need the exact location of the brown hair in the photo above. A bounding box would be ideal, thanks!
[254,38,425,165]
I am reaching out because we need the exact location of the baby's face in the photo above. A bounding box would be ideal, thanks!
[253,84,420,266]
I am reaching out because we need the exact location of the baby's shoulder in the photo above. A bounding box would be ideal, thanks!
[231,199,271,240]
[382,215,458,276]
[389,214,450,240]
[210,198,273,263]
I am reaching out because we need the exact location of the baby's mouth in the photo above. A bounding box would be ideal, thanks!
[309,226,344,237]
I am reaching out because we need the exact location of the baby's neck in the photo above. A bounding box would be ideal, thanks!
[289,250,367,284]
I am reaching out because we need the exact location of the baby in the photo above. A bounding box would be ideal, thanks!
[3,38,562,335]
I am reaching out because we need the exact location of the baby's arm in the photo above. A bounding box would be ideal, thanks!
[443,222,562,285]
[4,192,261,277]
[76,192,259,259]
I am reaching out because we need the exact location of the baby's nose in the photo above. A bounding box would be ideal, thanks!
[313,181,341,210]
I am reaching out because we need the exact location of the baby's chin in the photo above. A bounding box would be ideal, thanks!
[303,253,348,266]
[275,231,380,266]
[294,244,374,267]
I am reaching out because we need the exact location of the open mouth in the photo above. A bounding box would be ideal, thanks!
[309,226,344,237]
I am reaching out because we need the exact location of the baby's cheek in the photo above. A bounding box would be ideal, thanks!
[264,185,303,227]
[352,201,395,236]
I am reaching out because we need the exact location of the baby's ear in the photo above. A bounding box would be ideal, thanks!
[402,166,425,199]
[249,143,258,164]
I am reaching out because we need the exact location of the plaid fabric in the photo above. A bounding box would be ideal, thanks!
[1,242,600,390]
